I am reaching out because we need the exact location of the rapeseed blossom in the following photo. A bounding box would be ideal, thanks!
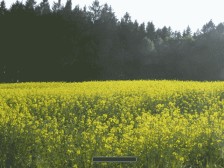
[0,80,223,167]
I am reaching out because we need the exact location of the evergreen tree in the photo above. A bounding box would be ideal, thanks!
[0,0,6,16]
[1,0,224,82]
[146,21,156,40]
[202,20,215,34]
[10,0,25,13]
[25,0,36,10]
[89,0,101,22]
[216,23,224,34]
[100,3,116,24]
[183,26,192,37]
[52,0,62,12]
[36,0,51,15]
[161,26,172,40]
[173,31,182,39]
[122,12,131,23]
[64,0,72,12]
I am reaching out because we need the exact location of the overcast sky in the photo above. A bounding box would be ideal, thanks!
[5,0,224,33]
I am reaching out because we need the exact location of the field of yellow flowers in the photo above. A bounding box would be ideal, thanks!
[0,80,223,167]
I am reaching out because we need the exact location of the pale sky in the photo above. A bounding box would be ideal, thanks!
[5,0,224,33]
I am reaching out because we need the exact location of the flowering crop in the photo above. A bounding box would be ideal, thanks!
[0,80,223,167]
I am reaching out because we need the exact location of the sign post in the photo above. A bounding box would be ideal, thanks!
[92,156,137,163]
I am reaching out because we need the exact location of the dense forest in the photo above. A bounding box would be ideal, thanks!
[0,0,224,82]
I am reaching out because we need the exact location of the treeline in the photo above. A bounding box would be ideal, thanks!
[1,0,224,82]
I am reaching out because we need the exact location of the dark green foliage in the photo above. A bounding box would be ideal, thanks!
[0,1,224,82]
[0,0,6,16]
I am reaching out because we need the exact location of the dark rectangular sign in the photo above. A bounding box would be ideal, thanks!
[92,156,137,162]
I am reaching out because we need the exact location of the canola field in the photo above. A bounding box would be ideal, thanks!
[0,80,224,168]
